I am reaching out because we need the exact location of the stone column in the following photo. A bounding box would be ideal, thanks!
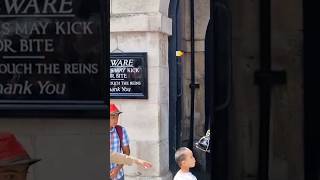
[110,0,172,179]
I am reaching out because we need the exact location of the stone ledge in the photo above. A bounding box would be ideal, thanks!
[111,13,172,35]
[111,0,160,14]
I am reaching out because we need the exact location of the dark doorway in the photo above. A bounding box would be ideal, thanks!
[205,1,232,180]
[303,1,320,179]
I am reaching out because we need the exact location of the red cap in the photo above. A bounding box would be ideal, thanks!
[0,132,40,167]
[110,103,122,115]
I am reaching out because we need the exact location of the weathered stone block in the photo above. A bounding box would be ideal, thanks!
[111,14,172,35]
[112,0,159,14]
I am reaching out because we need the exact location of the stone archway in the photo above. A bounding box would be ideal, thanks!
[167,0,211,179]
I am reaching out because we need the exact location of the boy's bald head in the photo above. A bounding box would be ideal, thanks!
[174,147,190,167]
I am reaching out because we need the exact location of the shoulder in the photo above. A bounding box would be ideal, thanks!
[174,171,197,180]
[119,126,130,144]
[173,171,182,180]
[192,174,197,180]
[115,125,127,134]
[115,125,126,131]
[190,172,197,180]
[120,126,129,134]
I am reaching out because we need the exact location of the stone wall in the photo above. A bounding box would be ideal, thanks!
[110,0,172,179]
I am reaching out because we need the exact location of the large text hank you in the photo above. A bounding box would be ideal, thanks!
[0,0,100,97]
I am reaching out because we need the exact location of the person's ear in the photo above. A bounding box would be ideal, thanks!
[181,160,186,166]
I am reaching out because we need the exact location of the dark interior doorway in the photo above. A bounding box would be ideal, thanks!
[205,1,232,179]
[303,1,320,179]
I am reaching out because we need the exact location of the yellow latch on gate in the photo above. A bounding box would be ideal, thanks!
[176,50,184,57]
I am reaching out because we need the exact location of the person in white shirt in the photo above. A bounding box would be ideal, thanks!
[173,147,197,180]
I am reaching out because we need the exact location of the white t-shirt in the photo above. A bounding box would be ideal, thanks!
[173,170,197,180]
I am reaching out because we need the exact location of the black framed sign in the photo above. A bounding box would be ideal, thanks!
[0,0,108,111]
[110,53,148,99]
